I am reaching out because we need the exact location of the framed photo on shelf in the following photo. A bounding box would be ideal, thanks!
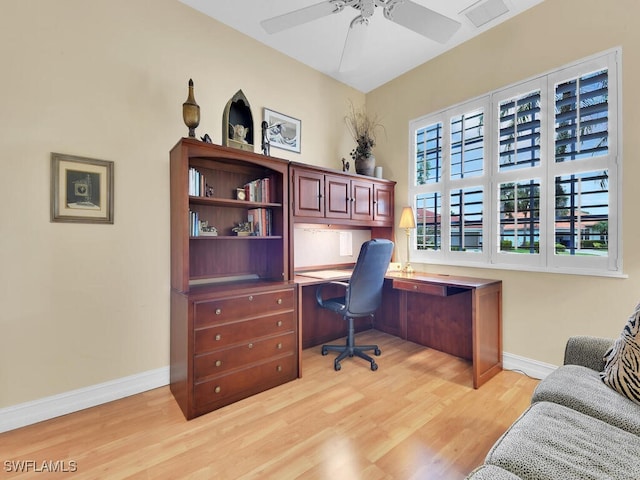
[50,152,114,224]
[263,108,301,153]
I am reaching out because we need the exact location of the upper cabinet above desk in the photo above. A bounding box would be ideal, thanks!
[290,164,395,228]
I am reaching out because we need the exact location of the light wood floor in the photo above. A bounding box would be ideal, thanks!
[1,331,538,479]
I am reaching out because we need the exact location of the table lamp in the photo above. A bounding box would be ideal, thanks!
[398,206,416,273]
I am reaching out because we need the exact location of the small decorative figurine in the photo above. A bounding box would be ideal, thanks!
[342,157,350,172]
[261,121,270,156]
[232,222,252,236]
[201,133,212,143]
[230,124,249,143]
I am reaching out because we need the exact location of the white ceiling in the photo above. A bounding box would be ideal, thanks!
[179,0,543,93]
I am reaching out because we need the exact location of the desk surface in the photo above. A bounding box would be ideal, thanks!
[295,269,500,289]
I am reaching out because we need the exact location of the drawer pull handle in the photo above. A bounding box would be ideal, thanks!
[248,295,254,301]
[215,334,222,341]
[215,360,222,367]
[276,365,282,372]
[215,308,222,315]
[248,343,254,349]
[277,298,283,305]
[214,386,221,394]
[277,343,282,349]
[277,320,283,327]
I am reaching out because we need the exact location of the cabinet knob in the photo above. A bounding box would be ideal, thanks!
[215,360,222,367]
[277,343,282,349]
[277,298,283,305]
[215,308,222,315]
[276,365,282,372]
[413,285,418,290]
[214,386,221,394]
[248,295,254,301]
[215,334,222,341]
[277,320,283,327]
[248,343,254,349]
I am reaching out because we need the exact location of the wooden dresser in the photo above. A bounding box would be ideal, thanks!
[169,138,299,420]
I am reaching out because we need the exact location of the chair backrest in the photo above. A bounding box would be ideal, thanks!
[345,239,394,316]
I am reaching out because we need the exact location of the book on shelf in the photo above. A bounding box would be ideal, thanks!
[243,177,271,203]
[188,167,207,197]
[189,209,199,237]
[247,208,272,237]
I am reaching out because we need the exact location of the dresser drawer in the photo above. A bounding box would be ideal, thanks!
[194,288,295,328]
[194,311,295,353]
[194,354,297,408]
[194,331,296,380]
[393,279,447,297]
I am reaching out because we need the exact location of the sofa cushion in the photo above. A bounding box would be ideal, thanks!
[465,464,522,480]
[485,401,640,480]
[600,302,640,405]
[532,364,640,436]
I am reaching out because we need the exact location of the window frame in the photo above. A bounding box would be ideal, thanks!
[408,49,622,277]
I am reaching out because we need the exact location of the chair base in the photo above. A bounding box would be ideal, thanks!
[321,318,381,371]
[321,343,381,371]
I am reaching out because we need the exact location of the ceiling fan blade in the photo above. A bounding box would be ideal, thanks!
[385,0,461,43]
[261,1,338,34]
[339,17,368,72]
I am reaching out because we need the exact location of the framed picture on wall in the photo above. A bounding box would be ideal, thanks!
[263,108,301,153]
[50,152,114,224]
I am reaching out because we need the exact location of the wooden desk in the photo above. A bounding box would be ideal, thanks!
[295,271,502,389]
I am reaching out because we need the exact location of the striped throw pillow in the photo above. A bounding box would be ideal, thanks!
[600,302,640,405]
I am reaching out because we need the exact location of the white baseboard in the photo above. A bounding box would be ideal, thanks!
[0,366,169,433]
[503,351,558,380]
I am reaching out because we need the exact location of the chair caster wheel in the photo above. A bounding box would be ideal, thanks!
[374,348,381,356]
[371,362,378,371]
[334,362,341,371]
[321,347,328,356]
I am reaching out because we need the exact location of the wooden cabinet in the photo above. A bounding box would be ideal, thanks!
[169,138,299,420]
[291,165,395,227]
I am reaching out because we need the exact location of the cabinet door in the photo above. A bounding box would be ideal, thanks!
[373,183,394,224]
[293,169,324,217]
[325,174,350,219]
[350,179,374,222]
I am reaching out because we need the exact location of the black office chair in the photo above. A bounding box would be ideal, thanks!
[315,239,394,371]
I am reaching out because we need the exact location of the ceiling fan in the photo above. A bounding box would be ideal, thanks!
[261,0,462,72]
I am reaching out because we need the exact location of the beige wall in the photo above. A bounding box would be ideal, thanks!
[367,0,640,365]
[0,0,363,408]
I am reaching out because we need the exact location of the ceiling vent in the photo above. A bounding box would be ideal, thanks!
[463,0,509,28]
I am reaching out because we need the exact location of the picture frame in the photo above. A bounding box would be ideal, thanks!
[263,108,301,153]
[51,152,114,224]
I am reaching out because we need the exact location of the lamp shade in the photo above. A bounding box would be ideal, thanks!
[398,206,416,229]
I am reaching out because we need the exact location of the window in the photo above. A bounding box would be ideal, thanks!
[409,50,621,276]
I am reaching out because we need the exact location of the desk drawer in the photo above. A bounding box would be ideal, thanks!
[194,288,295,328]
[194,354,296,408]
[194,311,295,353]
[393,279,447,297]
[194,331,296,380]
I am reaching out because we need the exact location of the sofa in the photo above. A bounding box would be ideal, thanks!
[466,335,640,480]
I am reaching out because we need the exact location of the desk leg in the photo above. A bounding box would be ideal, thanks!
[471,283,503,388]
[399,290,408,340]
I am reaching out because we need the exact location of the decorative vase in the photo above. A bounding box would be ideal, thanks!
[182,78,200,138]
[355,155,375,176]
